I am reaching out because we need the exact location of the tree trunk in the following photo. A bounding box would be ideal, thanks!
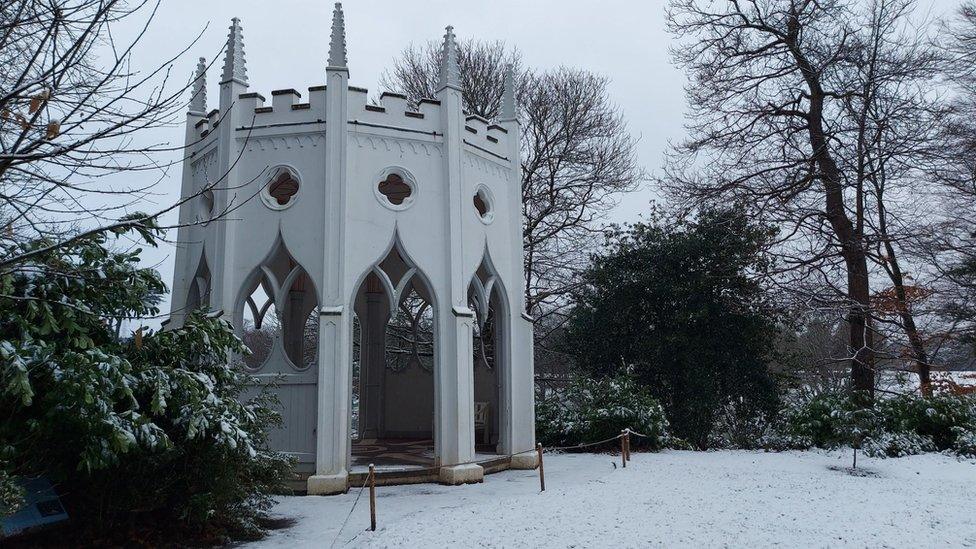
[882,239,932,396]
[786,15,875,396]
[846,258,875,397]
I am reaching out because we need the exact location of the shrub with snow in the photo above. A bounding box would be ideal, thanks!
[536,374,672,450]
[766,389,976,458]
[0,231,290,544]
[707,397,778,450]
[953,425,976,457]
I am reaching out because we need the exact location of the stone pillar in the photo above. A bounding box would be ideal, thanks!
[169,57,208,329]
[499,64,537,468]
[211,18,249,318]
[308,3,351,495]
[434,26,483,485]
[361,281,387,438]
[310,308,350,495]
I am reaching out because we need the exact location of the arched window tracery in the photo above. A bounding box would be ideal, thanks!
[238,240,318,371]
[385,288,434,373]
[186,252,212,313]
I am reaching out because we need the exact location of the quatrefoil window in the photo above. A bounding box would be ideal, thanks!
[261,167,301,210]
[373,167,418,211]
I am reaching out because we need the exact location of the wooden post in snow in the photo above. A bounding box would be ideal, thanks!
[368,464,376,531]
[536,443,546,492]
[620,430,627,468]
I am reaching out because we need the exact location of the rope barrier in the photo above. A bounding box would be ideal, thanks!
[329,469,372,549]
[547,433,625,452]
[414,445,540,470]
[328,428,645,545]
[545,426,654,452]
[329,447,544,546]
[329,428,650,549]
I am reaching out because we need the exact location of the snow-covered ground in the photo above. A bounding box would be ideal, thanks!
[246,450,976,548]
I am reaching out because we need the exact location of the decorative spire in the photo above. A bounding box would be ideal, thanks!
[189,57,207,115]
[500,63,516,122]
[328,2,348,70]
[221,17,248,85]
[437,25,461,92]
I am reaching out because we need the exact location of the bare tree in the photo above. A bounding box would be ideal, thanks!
[0,0,211,273]
[380,39,644,343]
[927,2,976,352]
[842,0,949,395]
[665,0,952,396]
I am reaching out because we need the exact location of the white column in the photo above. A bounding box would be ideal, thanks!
[434,26,483,485]
[211,19,249,318]
[309,308,350,495]
[169,109,206,328]
[499,64,537,467]
[169,58,208,329]
[362,287,386,438]
[308,3,352,495]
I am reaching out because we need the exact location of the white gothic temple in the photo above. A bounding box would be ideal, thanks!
[167,4,537,494]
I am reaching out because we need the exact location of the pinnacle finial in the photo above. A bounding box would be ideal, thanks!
[221,17,248,85]
[328,3,348,70]
[189,57,207,115]
[500,63,517,122]
[437,25,460,92]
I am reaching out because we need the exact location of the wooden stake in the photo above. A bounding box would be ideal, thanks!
[620,431,627,468]
[624,429,631,462]
[368,464,376,531]
[622,429,628,462]
[536,443,546,492]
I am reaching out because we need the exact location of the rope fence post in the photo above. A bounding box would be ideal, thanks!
[368,464,377,531]
[536,443,546,492]
[329,468,371,549]
[620,431,627,468]
[625,428,631,462]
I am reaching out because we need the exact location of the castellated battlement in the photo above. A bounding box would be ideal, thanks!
[189,86,513,162]
[183,7,517,165]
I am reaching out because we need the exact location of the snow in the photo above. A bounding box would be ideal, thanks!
[246,451,976,548]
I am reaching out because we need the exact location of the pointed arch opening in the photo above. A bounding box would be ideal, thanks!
[185,251,212,314]
[468,251,510,455]
[235,237,319,471]
[236,240,319,372]
[350,238,437,469]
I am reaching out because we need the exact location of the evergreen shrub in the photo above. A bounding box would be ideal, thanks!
[767,390,976,458]
[536,374,672,451]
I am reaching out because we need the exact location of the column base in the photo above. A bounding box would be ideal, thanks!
[510,450,538,469]
[307,471,349,495]
[439,463,484,485]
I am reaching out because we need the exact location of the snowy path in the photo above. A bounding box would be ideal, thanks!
[245,450,976,548]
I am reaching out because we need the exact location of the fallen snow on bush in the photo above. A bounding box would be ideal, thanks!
[248,451,976,548]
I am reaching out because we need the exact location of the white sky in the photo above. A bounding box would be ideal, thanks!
[115,0,949,321]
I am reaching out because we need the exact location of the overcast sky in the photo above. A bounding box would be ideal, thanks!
[118,0,950,321]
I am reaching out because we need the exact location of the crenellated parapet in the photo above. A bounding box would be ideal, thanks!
[180,10,515,167]
[185,89,515,169]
